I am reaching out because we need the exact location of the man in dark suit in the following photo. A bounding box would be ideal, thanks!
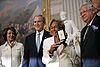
[80,3,100,67]
[22,15,51,67]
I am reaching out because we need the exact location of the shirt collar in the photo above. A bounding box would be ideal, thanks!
[88,15,96,26]
[4,41,16,47]
[36,30,44,35]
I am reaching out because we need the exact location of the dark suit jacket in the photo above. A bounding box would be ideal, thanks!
[22,30,51,67]
[81,15,100,67]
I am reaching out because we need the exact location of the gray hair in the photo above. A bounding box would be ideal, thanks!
[81,2,99,13]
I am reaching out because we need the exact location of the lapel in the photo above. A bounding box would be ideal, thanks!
[81,25,88,42]
[81,15,99,50]
[33,30,50,53]
[34,31,42,52]
[81,15,100,54]
[83,26,91,42]
[82,15,98,42]
[85,15,99,40]
[31,32,37,51]
[91,15,99,25]
[39,30,48,50]
[81,25,88,50]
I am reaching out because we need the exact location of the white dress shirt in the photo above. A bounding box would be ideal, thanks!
[0,41,24,67]
[36,30,44,51]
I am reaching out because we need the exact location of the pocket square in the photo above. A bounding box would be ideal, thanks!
[91,25,98,32]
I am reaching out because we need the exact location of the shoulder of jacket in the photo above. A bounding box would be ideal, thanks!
[15,41,23,46]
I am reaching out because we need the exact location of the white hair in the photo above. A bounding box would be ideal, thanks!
[81,2,99,13]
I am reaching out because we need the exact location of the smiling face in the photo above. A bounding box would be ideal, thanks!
[80,5,94,24]
[50,21,58,37]
[7,30,16,42]
[33,15,45,32]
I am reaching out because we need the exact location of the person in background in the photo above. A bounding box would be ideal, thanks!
[80,3,100,67]
[89,0,100,15]
[60,11,80,61]
[90,0,100,10]
[60,11,80,45]
[42,19,80,67]
[0,26,24,67]
[22,15,51,67]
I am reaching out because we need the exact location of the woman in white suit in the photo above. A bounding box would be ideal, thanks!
[0,27,24,67]
[42,19,80,67]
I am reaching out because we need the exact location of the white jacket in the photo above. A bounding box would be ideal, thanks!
[42,36,80,67]
[0,41,24,67]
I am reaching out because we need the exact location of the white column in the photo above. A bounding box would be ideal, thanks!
[63,0,88,31]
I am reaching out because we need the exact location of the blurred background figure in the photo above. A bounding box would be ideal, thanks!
[90,0,100,10]
[89,0,100,15]
[60,11,80,57]
[42,19,80,67]
[0,27,24,67]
